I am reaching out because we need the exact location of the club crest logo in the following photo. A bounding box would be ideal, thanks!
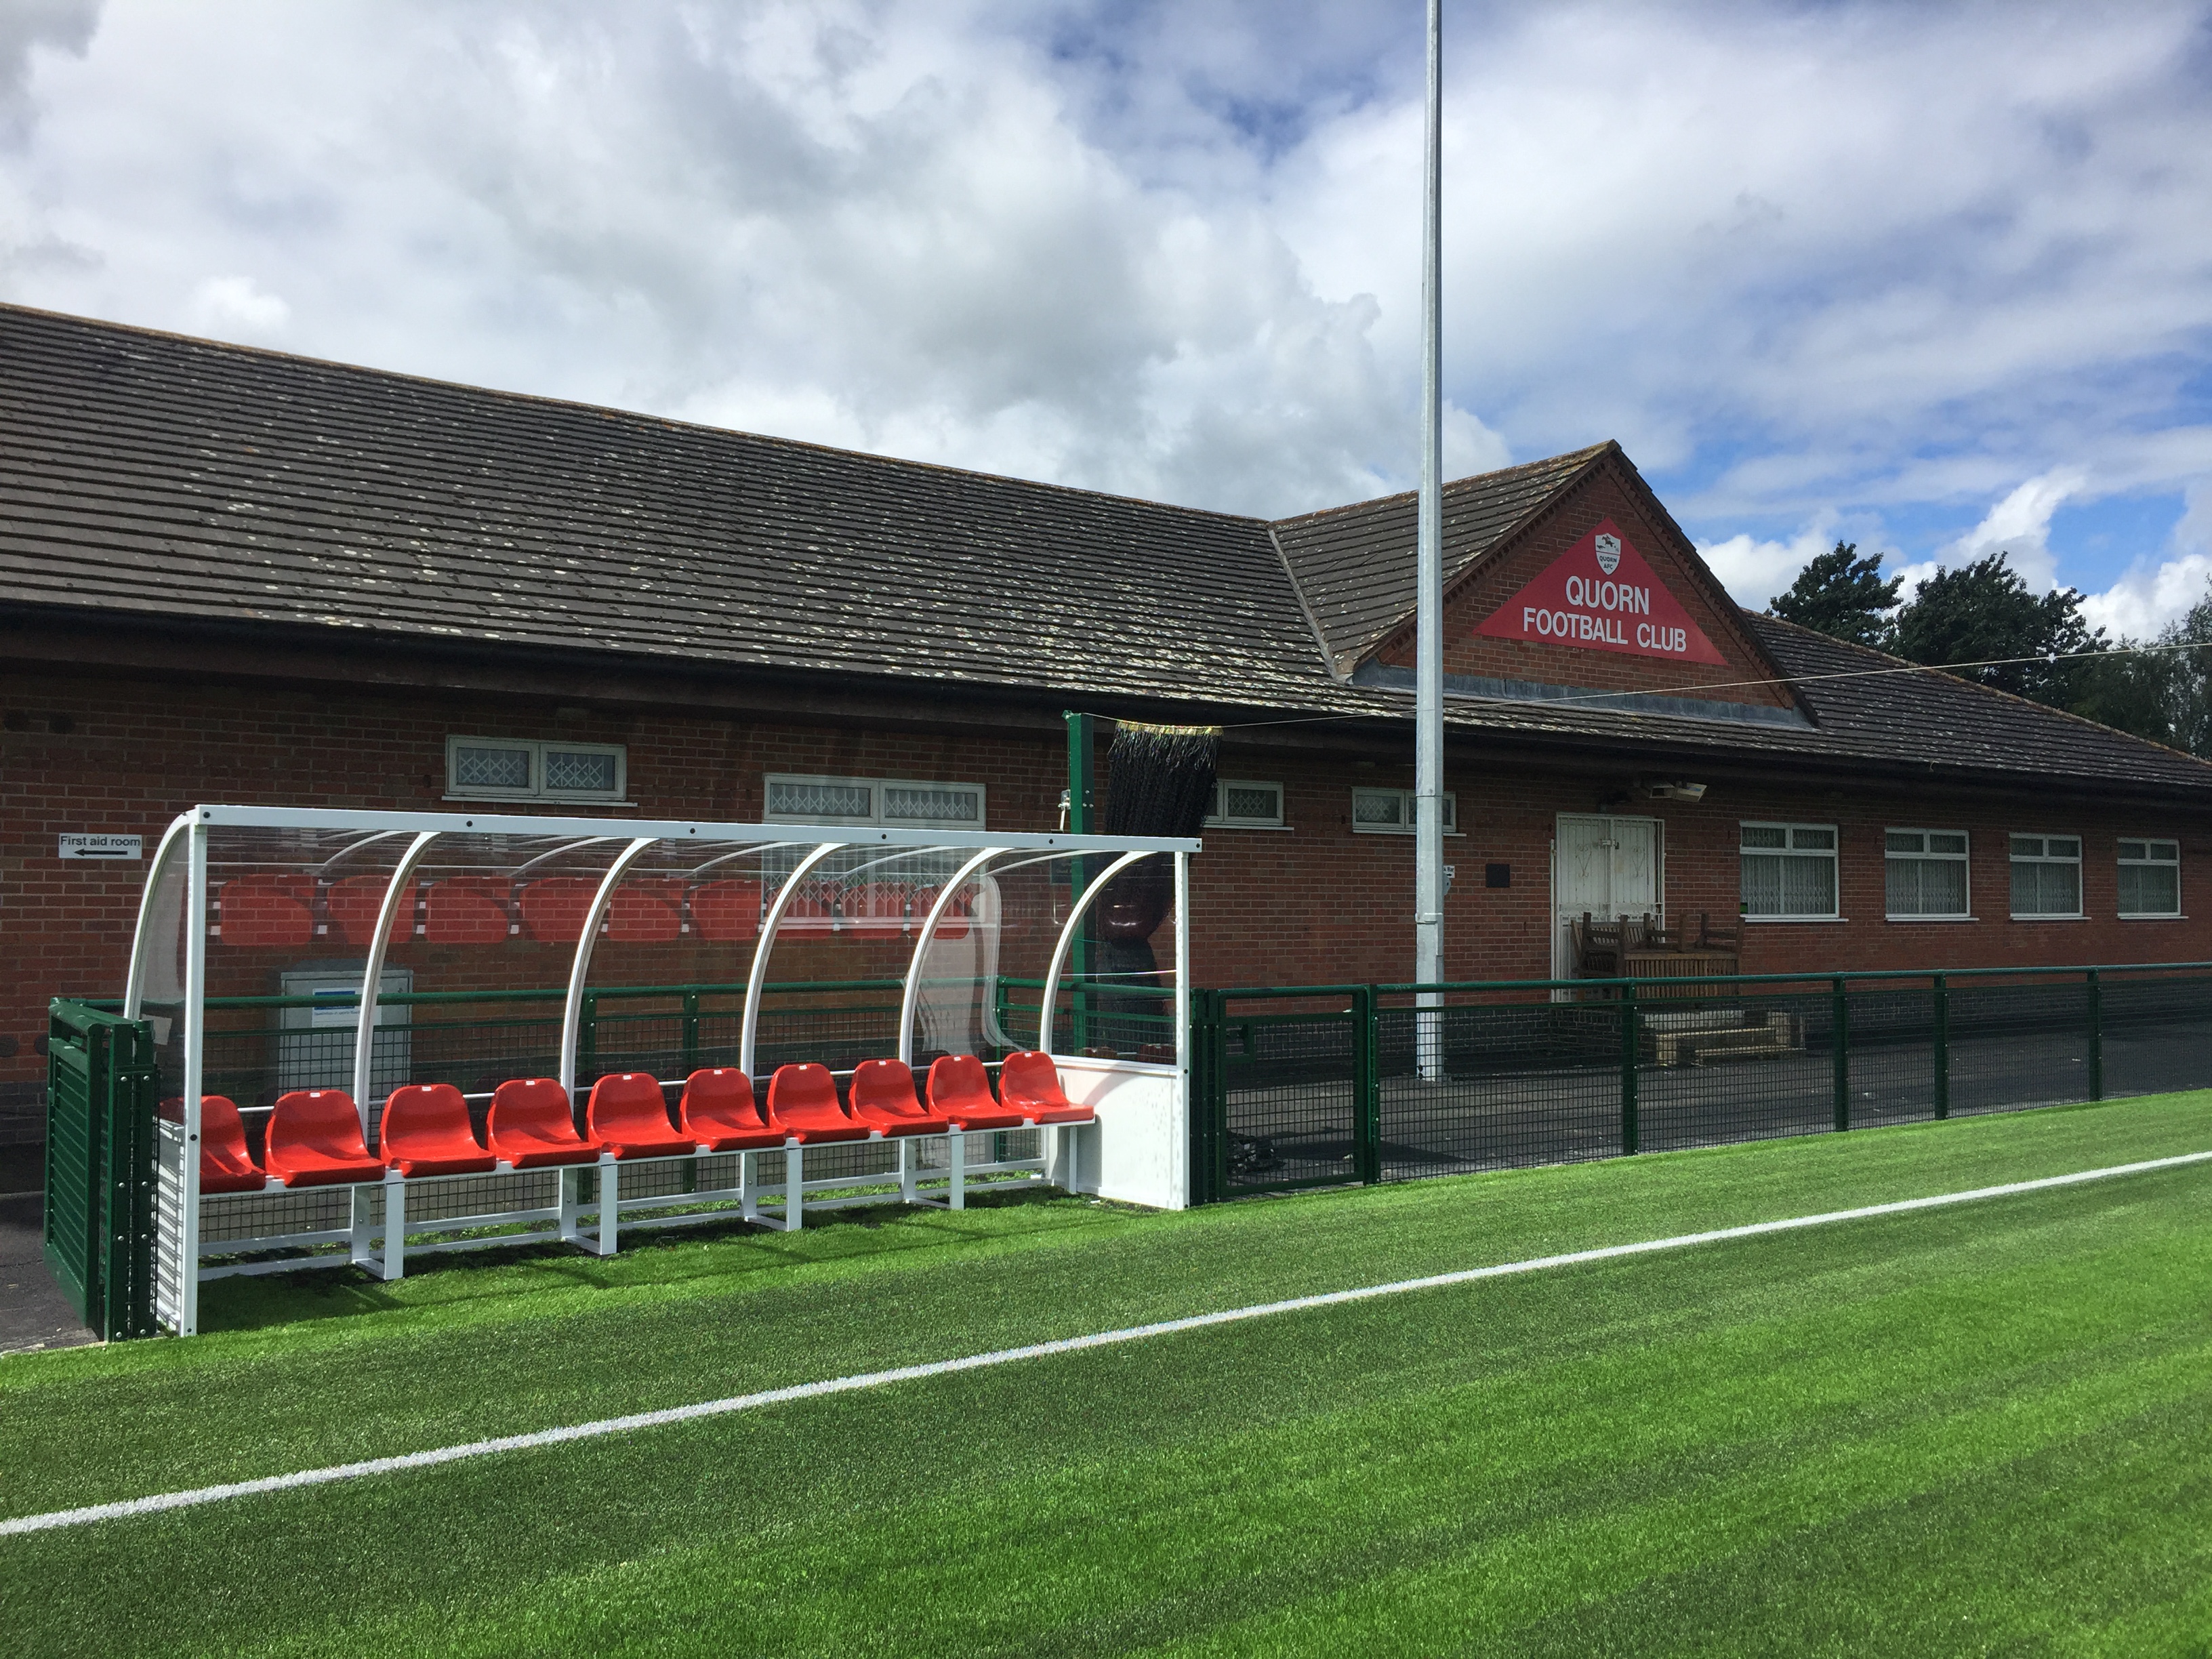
[1594,533,1621,575]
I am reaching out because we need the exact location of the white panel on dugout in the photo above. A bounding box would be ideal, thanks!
[1048,1057,1188,1210]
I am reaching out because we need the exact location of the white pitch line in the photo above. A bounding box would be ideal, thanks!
[7,1147,2209,1539]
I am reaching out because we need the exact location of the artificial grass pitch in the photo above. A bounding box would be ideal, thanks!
[4,1097,2212,1655]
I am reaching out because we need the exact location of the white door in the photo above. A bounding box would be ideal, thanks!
[1553,815,1663,978]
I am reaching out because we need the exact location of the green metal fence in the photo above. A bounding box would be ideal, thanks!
[1189,962,2212,1204]
[43,999,159,1340]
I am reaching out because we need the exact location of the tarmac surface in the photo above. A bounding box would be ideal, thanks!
[1,1167,98,1356]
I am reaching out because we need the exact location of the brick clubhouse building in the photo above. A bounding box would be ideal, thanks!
[5,302,2212,1140]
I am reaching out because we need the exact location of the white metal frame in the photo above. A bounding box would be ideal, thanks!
[2009,831,2085,920]
[1883,827,1972,922]
[128,805,1196,1331]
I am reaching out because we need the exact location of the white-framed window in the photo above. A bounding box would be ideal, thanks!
[1351,787,1456,835]
[1885,829,1970,920]
[447,736,627,803]
[1740,821,1839,920]
[2117,838,2181,918]
[2009,834,2083,919]
[1205,779,1286,829]
[762,774,985,830]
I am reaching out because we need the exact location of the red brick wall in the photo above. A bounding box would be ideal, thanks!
[7,666,2209,1110]
[1377,464,1793,709]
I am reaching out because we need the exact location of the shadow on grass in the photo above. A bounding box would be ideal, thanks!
[195,1184,1134,1336]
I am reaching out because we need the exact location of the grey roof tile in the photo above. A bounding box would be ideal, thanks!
[5,303,2211,800]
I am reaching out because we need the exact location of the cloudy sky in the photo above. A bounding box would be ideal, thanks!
[5,1,2211,634]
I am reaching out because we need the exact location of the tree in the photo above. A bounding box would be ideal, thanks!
[1769,541,1902,650]
[1891,551,2105,708]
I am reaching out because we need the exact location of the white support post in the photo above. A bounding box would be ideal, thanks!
[596,1153,619,1256]
[353,831,440,1137]
[900,1136,918,1204]
[1412,0,1448,1080]
[382,1172,406,1282]
[559,1167,583,1242]
[1174,848,1191,1206]
[740,1150,757,1223]
[180,818,207,1337]
[740,842,842,1080]
[897,846,1004,1065]
[785,1145,804,1231]
[558,837,661,1097]
[1039,850,1153,1054]
[949,1131,966,1210]
[349,1185,375,1268]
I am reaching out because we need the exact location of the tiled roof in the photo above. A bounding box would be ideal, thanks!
[0,304,1325,710]
[5,303,2211,801]
[1270,444,1612,676]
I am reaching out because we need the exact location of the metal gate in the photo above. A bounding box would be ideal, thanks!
[1189,987,1376,1200]
[43,999,160,1340]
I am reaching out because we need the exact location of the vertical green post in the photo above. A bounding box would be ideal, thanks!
[1831,977,1851,1132]
[1353,986,1382,1185]
[2087,968,2104,1101]
[1932,974,1950,1120]
[1186,987,1224,1204]
[1065,710,1097,1052]
[579,990,599,1087]
[1620,982,1641,1155]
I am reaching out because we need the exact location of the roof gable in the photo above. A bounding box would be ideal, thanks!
[1269,443,1610,678]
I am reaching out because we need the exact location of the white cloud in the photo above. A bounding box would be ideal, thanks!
[2080,482,2212,637]
[1932,469,2089,592]
[1696,520,1845,610]
[186,274,288,340]
[0,0,2209,550]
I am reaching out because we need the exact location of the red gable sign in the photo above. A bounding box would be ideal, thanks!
[1473,518,1726,665]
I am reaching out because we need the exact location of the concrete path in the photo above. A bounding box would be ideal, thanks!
[0,1187,98,1357]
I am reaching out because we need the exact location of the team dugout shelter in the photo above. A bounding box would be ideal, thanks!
[7,301,2212,1164]
[125,804,1192,1335]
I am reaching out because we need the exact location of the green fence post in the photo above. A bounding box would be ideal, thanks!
[1353,986,1381,1185]
[2087,968,2104,1101]
[1187,988,1223,1204]
[104,1015,158,1340]
[1832,976,1850,1132]
[1932,974,1950,1120]
[1620,982,1641,1155]
[680,989,701,1075]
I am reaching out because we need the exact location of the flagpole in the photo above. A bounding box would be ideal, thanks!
[1414,0,1446,1078]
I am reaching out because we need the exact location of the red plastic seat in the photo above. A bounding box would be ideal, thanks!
[518,877,595,943]
[848,1059,948,1136]
[678,1069,785,1151]
[688,879,761,943]
[487,1078,603,1168]
[587,1073,693,1159]
[265,1089,386,1187]
[762,1063,871,1143]
[925,1054,1025,1130]
[998,1051,1094,1125]
[327,874,413,945]
[219,874,316,947]
[380,1083,495,1176]
[165,1094,267,1193]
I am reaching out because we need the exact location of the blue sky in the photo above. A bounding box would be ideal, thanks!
[5,1,2211,634]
